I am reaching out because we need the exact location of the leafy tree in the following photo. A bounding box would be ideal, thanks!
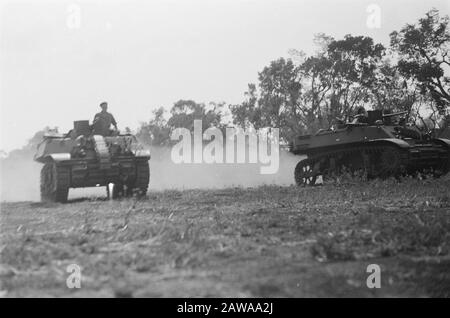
[137,100,225,146]
[390,9,450,115]
[370,61,420,114]
[296,54,332,131]
[231,35,386,141]
[230,83,261,129]
[230,58,303,141]
[168,99,225,132]
[320,35,385,122]
[136,107,171,146]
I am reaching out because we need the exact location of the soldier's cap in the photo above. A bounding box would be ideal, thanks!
[100,101,108,107]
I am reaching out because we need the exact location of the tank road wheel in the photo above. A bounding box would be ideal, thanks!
[295,159,318,186]
[131,160,150,197]
[40,162,70,203]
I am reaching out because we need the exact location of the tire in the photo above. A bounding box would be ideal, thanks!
[294,159,317,186]
[40,162,70,203]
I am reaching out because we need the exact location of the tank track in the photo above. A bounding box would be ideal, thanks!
[40,162,70,202]
[133,160,150,196]
[111,160,150,199]
[294,142,449,186]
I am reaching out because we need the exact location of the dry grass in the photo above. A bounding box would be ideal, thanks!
[1,177,450,297]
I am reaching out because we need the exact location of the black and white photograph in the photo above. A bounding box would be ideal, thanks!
[0,0,449,302]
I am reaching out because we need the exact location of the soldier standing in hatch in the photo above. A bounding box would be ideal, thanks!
[352,106,369,124]
[93,101,118,136]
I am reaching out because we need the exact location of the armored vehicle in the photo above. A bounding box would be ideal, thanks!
[34,120,150,202]
[290,110,450,186]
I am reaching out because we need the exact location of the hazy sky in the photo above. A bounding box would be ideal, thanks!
[1,0,449,151]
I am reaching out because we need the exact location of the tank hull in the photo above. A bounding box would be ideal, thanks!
[56,157,149,188]
[34,123,150,202]
[39,158,149,202]
[290,124,450,186]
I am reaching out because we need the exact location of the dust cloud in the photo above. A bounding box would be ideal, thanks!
[0,153,42,202]
[0,146,301,202]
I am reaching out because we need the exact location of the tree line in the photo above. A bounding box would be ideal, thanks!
[137,9,450,146]
[8,8,449,155]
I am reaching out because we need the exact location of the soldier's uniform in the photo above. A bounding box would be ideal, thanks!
[352,107,369,124]
[93,111,117,136]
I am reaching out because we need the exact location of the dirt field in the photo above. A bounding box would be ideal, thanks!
[1,177,450,297]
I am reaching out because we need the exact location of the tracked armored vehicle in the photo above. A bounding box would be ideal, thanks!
[290,110,450,186]
[34,120,150,202]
